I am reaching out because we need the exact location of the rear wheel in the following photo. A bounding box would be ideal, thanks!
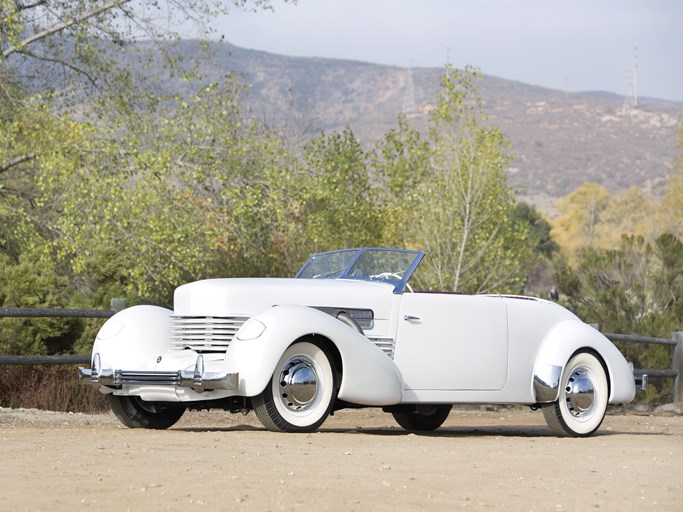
[542,351,609,437]
[107,395,185,429]
[252,341,337,433]
[392,404,452,431]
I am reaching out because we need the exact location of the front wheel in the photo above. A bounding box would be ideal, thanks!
[252,341,337,433]
[392,404,452,431]
[542,351,609,437]
[107,395,185,429]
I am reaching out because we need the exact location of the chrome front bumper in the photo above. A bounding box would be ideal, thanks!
[78,353,238,393]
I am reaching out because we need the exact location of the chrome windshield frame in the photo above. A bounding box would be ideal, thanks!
[295,248,425,294]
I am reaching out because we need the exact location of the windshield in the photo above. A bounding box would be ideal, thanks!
[296,248,424,293]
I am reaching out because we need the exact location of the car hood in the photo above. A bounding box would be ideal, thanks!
[173,278,395,319]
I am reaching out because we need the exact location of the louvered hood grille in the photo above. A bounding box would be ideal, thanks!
[370,338,396,359]
[170,316,249,353]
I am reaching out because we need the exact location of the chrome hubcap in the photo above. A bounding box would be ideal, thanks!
[278,357,318,412]
[565,366,595,417]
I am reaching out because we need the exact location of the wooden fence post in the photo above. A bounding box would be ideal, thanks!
[673,332,683,405]
[110,298,127,312]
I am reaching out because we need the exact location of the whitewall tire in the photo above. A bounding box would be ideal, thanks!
[252,341,337,433]
[542,351,609,437]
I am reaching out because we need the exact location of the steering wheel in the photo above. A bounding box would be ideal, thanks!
[373,272,413,293]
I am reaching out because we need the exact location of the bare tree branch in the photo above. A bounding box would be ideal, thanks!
[15,0,47,11]
[3,0,132,59]
[15,48,100,89]
[0,153,38,174]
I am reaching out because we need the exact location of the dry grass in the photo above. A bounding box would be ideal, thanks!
[0,365,108,412]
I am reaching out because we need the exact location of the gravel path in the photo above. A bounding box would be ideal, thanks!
[1,407,682,511]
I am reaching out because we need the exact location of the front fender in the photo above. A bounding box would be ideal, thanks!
[92,305,173,370]
[533,319,636,404]
[225,305,403,406]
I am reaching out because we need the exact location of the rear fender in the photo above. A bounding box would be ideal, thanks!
[533,319,636,404]
[225,304,403,405]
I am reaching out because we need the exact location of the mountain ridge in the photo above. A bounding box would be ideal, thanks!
[152,41,683,211]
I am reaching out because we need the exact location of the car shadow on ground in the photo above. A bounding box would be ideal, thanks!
[174,424,668,437]
[320,425,666,437]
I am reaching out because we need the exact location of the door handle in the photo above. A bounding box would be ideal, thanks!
[403,315,421,321]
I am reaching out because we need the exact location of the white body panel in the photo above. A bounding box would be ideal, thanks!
[224,305,402,405]
[93,305,173,371]
[395,294,509,391]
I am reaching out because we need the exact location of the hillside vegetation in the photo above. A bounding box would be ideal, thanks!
[190,42,682,207]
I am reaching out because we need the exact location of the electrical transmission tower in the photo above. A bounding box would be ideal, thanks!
[624,45,638,111]
[402,66,416,115]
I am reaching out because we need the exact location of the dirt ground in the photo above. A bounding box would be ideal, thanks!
[1,406,682,512]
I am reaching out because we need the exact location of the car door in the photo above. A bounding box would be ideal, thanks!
[394,293,509,391]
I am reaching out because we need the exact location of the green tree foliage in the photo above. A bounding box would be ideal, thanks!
[1,1,293,359]
[551,182,610,264]
[299,128,384,252]
[555,233,683,403]
[510,202,558,260]
[28,77,388,305]
[399,66,532,293]
[0,94,89,258]
[372,114,430,244]
[662,126,683,236]
[0,254,78,355]
[557,234,682,334]
[35,79,280,302]
[1,1,284,207]
[509,202,560,296]
[1,0,277,99]
[551,181,677,265]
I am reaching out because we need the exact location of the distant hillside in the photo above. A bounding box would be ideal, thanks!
[149,41,683,211]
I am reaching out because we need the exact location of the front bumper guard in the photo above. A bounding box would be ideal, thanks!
[78,353,238,393]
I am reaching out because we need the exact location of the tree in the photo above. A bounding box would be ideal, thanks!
[0,95,92,258]
[34,77,286,303]
[299,127,384,253]
[552,180,677,266]
[509,202,560,296]
[662,125,683,237]
[409,66,531,293]
[554,233,683,403]
[1,0,277,92]
[0,253,78,355]
[556,234,683,335]
[551,182,610,264]
[1,0,284,195]
[510,202,558,260]
[597,187,661,248]
[371,114,430,245]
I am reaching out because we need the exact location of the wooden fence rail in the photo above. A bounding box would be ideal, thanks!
[604,331,682,405]
[0,300,122,367]
[0,303,681,404]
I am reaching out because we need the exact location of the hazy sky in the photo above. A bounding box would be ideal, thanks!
[214,0,683,102]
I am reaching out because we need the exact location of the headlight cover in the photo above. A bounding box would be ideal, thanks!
[96,318,124,341]
[236,318,266,340]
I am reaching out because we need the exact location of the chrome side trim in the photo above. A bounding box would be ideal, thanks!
[312,307,374,331]
[78,354,238,393]
[533,364,563,403]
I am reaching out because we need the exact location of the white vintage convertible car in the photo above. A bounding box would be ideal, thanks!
[79,248,635,437]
